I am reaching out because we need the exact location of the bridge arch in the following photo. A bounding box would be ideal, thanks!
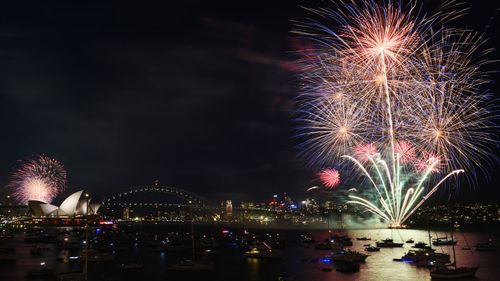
[102,185,214,208]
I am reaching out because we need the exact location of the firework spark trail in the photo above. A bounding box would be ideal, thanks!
[295,1,497,226]
[8,155,67,204]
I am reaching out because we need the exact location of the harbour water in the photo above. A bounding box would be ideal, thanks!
[1,225,499,281]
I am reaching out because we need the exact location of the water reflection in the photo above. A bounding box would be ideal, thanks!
[0,227,498,281]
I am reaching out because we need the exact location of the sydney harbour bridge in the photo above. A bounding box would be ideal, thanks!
[101,185,215,209]
[99,184,224,222]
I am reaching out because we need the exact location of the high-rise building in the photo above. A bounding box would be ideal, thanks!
[123,207,130,220]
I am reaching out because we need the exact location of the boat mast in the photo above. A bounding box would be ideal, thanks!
[427,217,432,249]
[190,201,195,262]
[448,186,457,268]
[451,222,456,268]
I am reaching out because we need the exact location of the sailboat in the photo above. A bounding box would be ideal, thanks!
[430,192,478,279]
[430,234,478,278]
[169,205,214,271]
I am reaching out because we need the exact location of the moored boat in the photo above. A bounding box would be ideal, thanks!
[433,238,457,246]
[430,266,478,279]
[412,241,431,249]
[330,249,367,262]
[336,261,360,273]
[475,242,496,251]
[168,258,214,271]
[244,248,283,259]
[376,238,403,248]
[365,246,380,252]
[356,237,371,241]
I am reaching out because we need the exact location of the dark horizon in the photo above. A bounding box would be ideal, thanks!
[0,0,499,203]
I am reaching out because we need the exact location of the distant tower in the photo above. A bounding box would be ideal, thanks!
[225,200,233,217]
[123,207,130,220]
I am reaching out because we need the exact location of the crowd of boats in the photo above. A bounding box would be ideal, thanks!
[298,230,494,279]
[0,225,497,280]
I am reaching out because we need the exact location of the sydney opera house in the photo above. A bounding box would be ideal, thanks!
[28,190,100,217]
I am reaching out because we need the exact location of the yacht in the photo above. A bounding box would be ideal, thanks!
[406,238,415,244]
[412,242,431,249]
[330,249,367,262]
[121,262,143,270]
[402,249,450,265]
[0,253,16,263]
[356,237,371,241]
[365,246,380,252]
[26,263,56,279]
[29,245,43,256]
[58,271,85,281]
[376,238,403,248]
[429,211,478,279]
[475,242,496,251]
[433,238,457,246]
[430,266,478,279]
[244,248,283,259]
[300,235,315,244]
[315,241,341,251]
[168,258,214,271]
[335,260,360,273]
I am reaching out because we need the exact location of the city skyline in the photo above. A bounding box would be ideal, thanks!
[0,0,498,203]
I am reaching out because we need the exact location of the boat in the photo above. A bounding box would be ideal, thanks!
[356,237,371,241]
[330,249,367,262]
[58,271,85,281]
[406,238,415,243]
[336,261,360,273]
[168,206,215,271]
[169,258,214,271]
[30,245,43,256]
[430,266,478,279]
[433,236,457,246]
[429,195,478,279]
[244,248,283,259]
[63,252,115,263]
[376,238,403,248]
[0,253,16,263]
[365,246,380,252]
[475,242,496,251]
[121,262,143,270]
[300,235,315,244]
[315,242,341,250]
[401,249,450,265]
[329,232,353,247]
[412,242,431,249]
[27,263,56,279]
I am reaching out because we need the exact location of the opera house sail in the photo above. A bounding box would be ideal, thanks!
[27,190,100,217]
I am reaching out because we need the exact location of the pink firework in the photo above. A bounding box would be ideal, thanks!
[415,153,441,174]
[354,143,377,162]
[394,140,416,164]
[318,168,341,189]
[8,155,67,204]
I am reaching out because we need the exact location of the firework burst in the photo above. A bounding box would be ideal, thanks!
[318,168,341,189]
[294,1,497,226]
[9,155,67,204]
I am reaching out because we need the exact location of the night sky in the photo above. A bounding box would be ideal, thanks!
[0,0,498,203]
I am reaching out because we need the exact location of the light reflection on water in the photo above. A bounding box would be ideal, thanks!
[0,227,498,281]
